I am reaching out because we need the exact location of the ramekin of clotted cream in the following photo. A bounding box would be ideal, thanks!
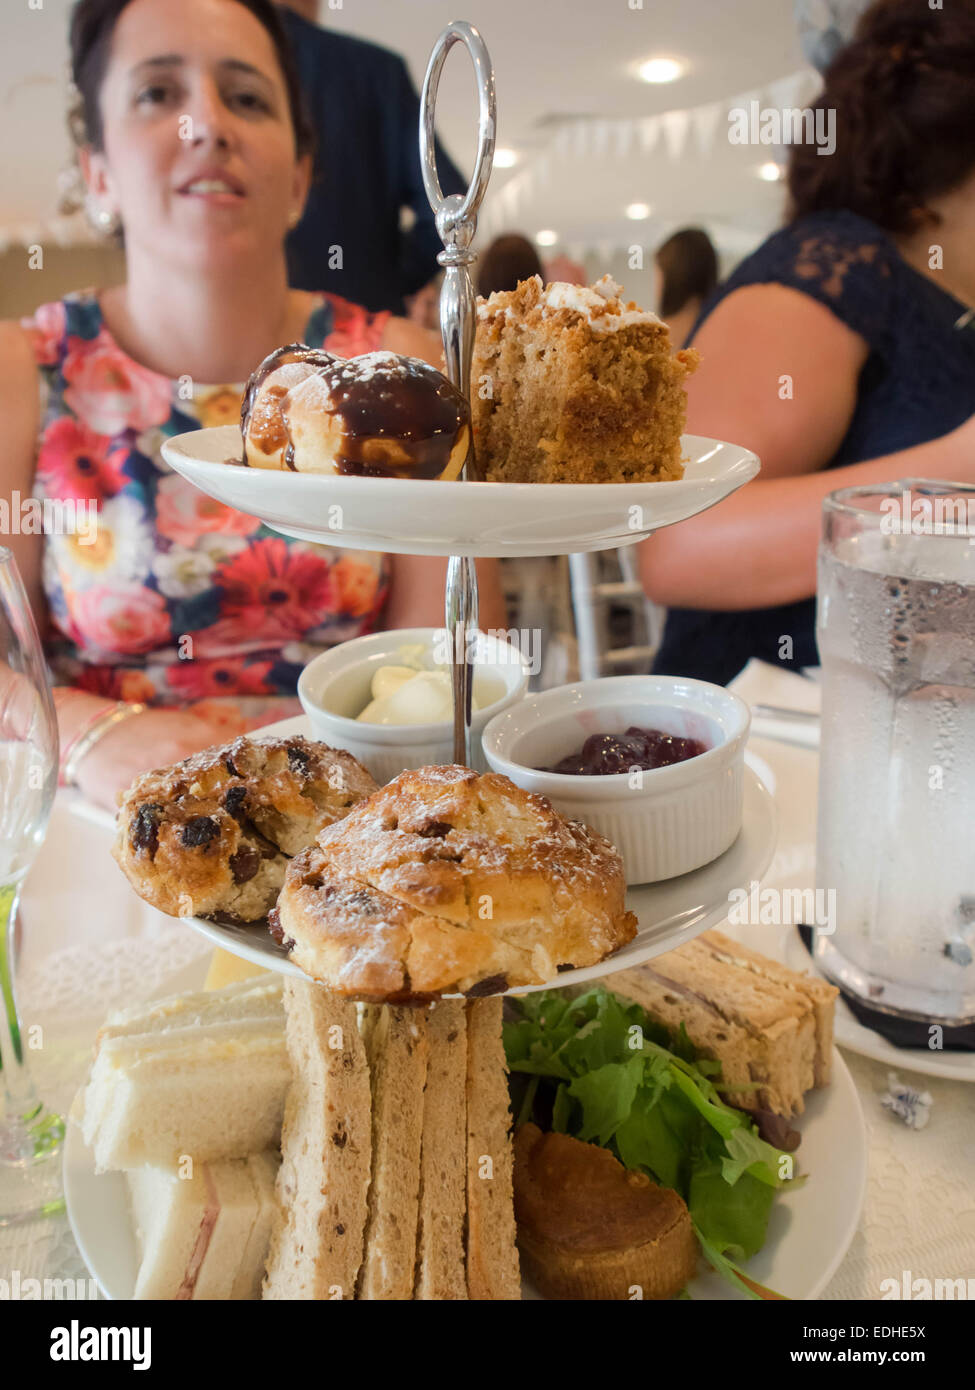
[297,628,529,782]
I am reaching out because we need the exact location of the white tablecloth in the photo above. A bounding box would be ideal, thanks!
[2,661,973,1299]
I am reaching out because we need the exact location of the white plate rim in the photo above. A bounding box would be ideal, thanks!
[62,1044,866,1302]
[162,428,758,496]
[177,765,777,994]
[160,428,760,557]
[67,718,777,996]
[833,998,975,1082]
[804,1048,869,1299]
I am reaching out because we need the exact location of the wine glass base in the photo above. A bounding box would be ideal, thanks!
[0,1108,65,1226]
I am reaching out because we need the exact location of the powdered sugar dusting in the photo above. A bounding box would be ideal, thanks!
[280,766,637,997]
[315,764,624,910]
[324,350,429,386]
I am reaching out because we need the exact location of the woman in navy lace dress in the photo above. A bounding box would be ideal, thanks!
[644,0,975,685]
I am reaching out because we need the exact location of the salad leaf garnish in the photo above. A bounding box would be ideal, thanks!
[504,986,803,1297]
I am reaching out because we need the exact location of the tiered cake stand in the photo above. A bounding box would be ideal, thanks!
[160,23,773,992]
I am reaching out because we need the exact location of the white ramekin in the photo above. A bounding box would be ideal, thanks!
[481,675,750,885]
[298,626,530,783]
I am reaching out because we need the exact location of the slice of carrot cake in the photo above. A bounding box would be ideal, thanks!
[471,274,698,484]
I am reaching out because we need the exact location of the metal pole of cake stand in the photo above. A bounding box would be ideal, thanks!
[420,23,496,766]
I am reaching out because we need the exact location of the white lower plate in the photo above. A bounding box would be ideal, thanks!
[63,1046,865,1301]
[160,428,759,557]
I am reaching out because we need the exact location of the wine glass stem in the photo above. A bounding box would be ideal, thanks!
[0,883,38,1115]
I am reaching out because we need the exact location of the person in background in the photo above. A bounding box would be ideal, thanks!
[543,254,587,287]
[404,271,443,334]
[476,233,544,298]
[276,0,465,314]
[642,0,975,686]
[0,0,504,812]
[653,227,719,348]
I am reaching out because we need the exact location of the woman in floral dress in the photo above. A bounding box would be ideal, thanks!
[0,0,503,810]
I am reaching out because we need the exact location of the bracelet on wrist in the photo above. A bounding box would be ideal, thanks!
[59,701,148,789]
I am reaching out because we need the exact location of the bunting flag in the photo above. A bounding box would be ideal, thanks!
[691,101,724,158]
[638,117,659,156]
[661,109,690,163]
[477,66,819,245]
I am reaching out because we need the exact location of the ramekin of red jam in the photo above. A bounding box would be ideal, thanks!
[481,675,751,887]
[545,725,708,776]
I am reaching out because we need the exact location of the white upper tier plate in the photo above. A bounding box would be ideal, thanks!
[160,428,759,557]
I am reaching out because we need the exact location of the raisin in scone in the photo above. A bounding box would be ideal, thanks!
[273,764,637,1000]
[113,736,377,922]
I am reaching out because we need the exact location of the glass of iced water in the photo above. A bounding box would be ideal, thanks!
[815,480,975,1024]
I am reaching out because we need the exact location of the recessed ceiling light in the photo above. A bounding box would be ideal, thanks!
[494,147,518,169]
[535,229,558,247]
[757,161,783,182]
[637,57,684,84]
[626,202,652,220]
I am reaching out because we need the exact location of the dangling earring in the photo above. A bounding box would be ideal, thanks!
[287,208,302,229]
[86,195,120,238]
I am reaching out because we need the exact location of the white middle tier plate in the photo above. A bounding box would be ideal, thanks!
[161,427,759,558]
[178,757,777,995]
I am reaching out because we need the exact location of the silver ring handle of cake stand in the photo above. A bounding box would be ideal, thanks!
[420,22,496,766]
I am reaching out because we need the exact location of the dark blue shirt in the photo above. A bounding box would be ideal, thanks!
[279,10,466,313]
[653,209,975,686]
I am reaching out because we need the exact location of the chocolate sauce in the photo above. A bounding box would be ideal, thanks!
[241,343,335,471]
[326,356,470,480]
[248,384,291,462]
[240,342,334,436]
[241,345,469,479]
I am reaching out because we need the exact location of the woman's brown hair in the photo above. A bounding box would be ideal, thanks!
[69,0,314,156]
[788,0,975,233]
[477,234,544,298]
[655,228,718,319]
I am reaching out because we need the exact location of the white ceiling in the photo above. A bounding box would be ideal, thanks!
[0,0,810,258]
[325,0,809,260]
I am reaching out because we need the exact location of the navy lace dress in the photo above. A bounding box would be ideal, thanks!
[653,209,975,686]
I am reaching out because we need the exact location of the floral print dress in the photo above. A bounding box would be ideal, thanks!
[22,291,392,737]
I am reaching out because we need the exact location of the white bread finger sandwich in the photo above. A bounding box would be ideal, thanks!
[128,1151,279,1300]
[77,977,288,1171]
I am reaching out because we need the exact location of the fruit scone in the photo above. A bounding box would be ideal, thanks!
[114,735,377,922]
[272,763,638,1001]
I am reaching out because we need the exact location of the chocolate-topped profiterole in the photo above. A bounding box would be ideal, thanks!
[240,344,471,480]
